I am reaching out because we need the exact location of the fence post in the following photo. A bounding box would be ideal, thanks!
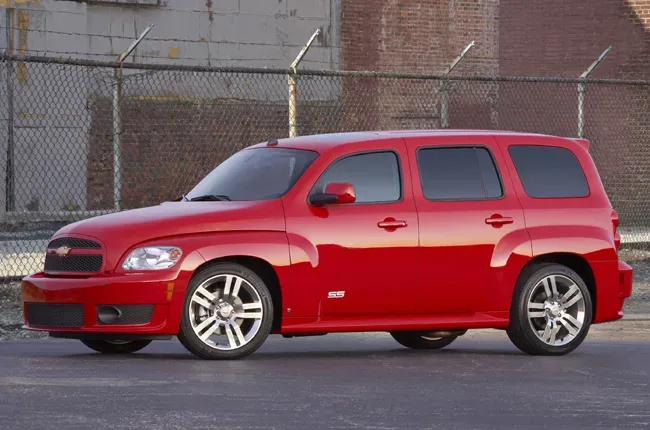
[578,46,611,138]
[112,24,153,211]
[112,65,122,211]
[288,29,320,138]
[4,9,15,212]
[288,73,297,138]
[441,41,474,129]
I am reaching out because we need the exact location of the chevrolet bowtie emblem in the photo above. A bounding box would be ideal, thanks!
[55,246,71,257]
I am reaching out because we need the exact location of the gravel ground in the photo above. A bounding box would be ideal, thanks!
[1,248,649,341]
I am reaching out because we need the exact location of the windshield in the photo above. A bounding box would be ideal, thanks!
[185,147,319,201]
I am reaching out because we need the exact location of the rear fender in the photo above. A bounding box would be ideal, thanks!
[527,225,617,262]
[527,225,619,323]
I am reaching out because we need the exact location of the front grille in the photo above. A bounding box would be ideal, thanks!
[44,254,103,273]
[26,303,84,328]
[97,305,154,325]
[49,237,101,249]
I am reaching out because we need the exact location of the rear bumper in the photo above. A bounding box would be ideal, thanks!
[594,260,634,324]
[21,271,188,337]
[617,260,634,299]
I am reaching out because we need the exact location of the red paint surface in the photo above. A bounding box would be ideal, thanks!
[22,130,632,338]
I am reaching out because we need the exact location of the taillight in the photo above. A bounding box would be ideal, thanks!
[611,210,621,250]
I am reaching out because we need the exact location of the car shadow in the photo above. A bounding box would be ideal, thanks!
[55,344,525,361]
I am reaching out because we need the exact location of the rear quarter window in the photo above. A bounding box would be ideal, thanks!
[508,145,589,198]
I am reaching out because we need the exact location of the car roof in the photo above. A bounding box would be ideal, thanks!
[248,130,579,153]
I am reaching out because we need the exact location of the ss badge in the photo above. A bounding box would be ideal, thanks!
[328,291,345,299]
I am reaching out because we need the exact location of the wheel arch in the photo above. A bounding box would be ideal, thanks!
[515,252,596,317]
[190,256,284,333]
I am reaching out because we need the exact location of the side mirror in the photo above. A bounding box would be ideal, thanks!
[309,182,356,206]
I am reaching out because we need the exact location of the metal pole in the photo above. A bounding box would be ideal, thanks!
[440,80,450,129]
[441,41,474,129]
[5,9,14,212]
[288,74,297,138]
[112,24,154,211]
[577,46,611,138]
[577,82,585,138]
[288,28,320,138]
[112,66,122,211]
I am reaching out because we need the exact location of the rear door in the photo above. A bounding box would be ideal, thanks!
[407,134,530,315]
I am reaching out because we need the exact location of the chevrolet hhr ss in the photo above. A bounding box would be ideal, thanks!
[21,130,634,359]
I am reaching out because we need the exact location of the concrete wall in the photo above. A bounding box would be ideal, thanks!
[0,0,340,213]
[0,0,339,68]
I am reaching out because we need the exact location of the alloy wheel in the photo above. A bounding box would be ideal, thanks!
[188,274,264,351]
[526,274,586,346]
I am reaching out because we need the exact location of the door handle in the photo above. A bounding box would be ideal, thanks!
[485,214,513,227]
[378,218,408,229]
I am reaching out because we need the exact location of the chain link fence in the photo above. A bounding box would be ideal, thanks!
[1,55,649,280]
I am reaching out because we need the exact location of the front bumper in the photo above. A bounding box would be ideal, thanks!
[21,271,188,337]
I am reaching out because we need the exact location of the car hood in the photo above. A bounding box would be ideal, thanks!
[52,200,286,270]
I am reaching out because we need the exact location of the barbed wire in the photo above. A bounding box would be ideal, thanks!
[4,54,650,85]
[4,47,333,66]
[0,26,336,50]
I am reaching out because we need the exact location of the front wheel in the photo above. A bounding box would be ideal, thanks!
[81,339,152,354]
[178,263,274,360]
[507,264,593,356]
[390,331,458,350]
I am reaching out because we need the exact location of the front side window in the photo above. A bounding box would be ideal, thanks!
[186,148,318,201]
[417,146,504,201]
[508,145,589,198]
[312,151,402,203]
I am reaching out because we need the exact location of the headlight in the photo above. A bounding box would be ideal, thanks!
[122,246,183,270]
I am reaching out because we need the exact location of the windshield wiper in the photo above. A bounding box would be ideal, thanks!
[189,194,232,202]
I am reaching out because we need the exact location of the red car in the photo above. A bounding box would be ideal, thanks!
[21,130,633,360]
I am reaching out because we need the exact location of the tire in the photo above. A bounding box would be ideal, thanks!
[390,331,458,350]
[81,339,152,354]
[178,262,274,360]
[507,263,593,356]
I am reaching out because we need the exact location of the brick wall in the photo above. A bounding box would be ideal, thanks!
[340,0,499,132]
[87,97,342,210]
[499,0,650,224]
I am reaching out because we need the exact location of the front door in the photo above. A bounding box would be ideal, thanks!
[407,135,529,315]
[283,139,419,318]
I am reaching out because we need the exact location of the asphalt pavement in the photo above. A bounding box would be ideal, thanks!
[0,333,649,430]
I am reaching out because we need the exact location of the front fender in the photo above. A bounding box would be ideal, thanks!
[128,231,291,334]
[192,230,292,306]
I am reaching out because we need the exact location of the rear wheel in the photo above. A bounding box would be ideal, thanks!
[390,331,458,350]
[507,264,592,356]
[178,263,274,360]
[81,339,152,354]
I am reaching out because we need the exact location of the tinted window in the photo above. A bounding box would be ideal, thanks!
[186,148,318,201]
[417,147,503,200]
[476,148,503,199]
[313,152,401,203]
[509,145,589,198]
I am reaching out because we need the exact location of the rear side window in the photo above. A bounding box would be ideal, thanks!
[312,151,401,203]
[508,145,589,198]
[417,147,503,201]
